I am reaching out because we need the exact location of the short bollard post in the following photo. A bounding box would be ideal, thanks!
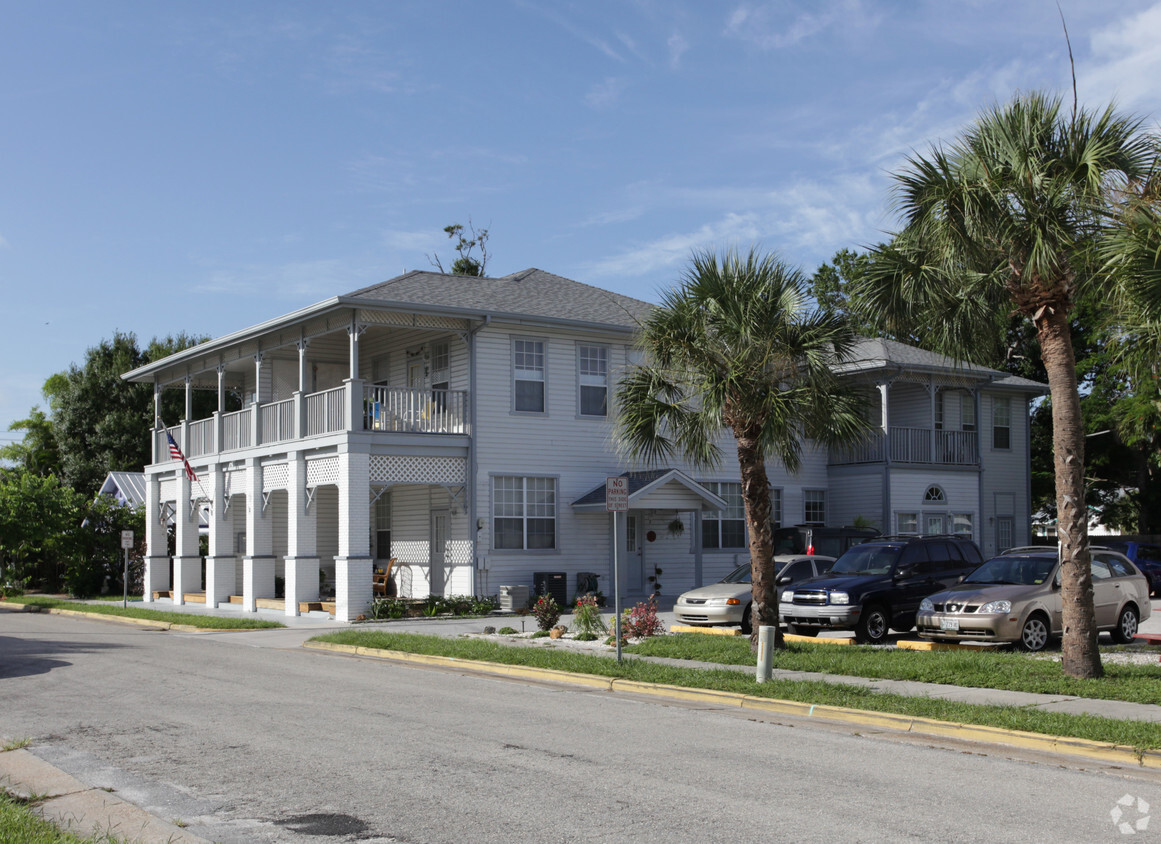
[755,625,775,682]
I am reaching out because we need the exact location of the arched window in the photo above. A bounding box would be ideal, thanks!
[924,485,946,504]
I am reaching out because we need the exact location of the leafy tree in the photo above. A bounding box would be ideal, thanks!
[70,495,146,598]
[0,469,84,593]
[0,407,61,476]
[427,220,490,276]
[854,92,1158,678]
[616,248,870,649]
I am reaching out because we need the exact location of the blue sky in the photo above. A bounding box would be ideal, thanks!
[3,0,1161,442]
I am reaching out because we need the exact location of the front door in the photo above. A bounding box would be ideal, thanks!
[626,514,645,593]
[430,509,449,596]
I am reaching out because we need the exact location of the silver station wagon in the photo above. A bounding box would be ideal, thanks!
[916,547,1152,651]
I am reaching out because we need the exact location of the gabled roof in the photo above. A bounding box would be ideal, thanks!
[96,472,147,508]
[572,469,727,513]
[342,268,653,329]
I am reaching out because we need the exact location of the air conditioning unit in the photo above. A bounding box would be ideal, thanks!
[533,571,567,606]
[498,585,529,612]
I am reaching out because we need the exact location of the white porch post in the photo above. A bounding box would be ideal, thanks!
[693,510,704,588]
[251,352,264,446]
[205,464,235,609]
[152,380,162,464]
[345,322,364,433]
[284,451,320,617]
[294,338,309,440]
[334,448,372,622]
[172,466,200,606]
[214,364,226,457]
[143,473,169,602]
[242,457,275,612]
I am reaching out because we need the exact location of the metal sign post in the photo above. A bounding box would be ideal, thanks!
[121,530,134,608]
[606,477,628,663]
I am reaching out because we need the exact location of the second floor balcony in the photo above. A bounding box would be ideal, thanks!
[830,427,978,467]
[159,384,469,463]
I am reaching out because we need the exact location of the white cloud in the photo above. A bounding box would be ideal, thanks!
[0,234,9,250]
[667,32,688,69]
[194,258,365,300]
[1080,2,1161,115]
[723,0,873,50]
[586,77,627,109]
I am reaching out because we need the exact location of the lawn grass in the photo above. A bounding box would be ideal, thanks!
[0,789,104,843]
[311,630,1161,751]
[3,596,283,630]
[626,634,1161,704]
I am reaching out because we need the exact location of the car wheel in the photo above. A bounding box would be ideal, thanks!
[1112,605,1139,645]
[855,604,890,645]
[1018,613,1050,652]
[740,603,753,635]
[786,624,819,637]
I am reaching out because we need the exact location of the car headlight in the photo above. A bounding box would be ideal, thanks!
[829,591,849,605]
[979,600,1011,614]
[920,598,934,612]
[781,591,794,603]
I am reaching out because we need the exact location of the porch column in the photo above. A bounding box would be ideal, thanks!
[294,339,309,440]
[345,323,365,434]
[284,451,320,617]
[152,380,162,464]
[184,374,192,422]
[334,449,372,622]
[214,364,226,457]
[929,381,937,462]
[172,466,201,606]
[242,457,275,613]
[250,353,264,446]
[205,464,236,609]
[143,473,169,602]
[693,510,704,588]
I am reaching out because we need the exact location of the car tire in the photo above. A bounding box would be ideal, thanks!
[786,624,819,637]
[740,603,753,635]
[1018,612,1051,652]
[1112,605,1139,645]
[854,604,890,645]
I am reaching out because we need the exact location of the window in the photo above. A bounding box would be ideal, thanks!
[493,476,556,550]
[702,482,746,549]
[996,515,1014,552]
[577,344,608,417]
[992,397,1011,449]
[513,338,546,413]
[924,485,945,503]
[961,393,976,432]
[804,490,826,525]
[430,341,450,410]
[950,513,974,538]
[375,491,392,559]
[770,488,782,529]
[897,512,918,534]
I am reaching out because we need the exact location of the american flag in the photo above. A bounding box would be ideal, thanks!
[166,431,198,482]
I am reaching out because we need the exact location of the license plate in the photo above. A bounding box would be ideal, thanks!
[939,617,960,631]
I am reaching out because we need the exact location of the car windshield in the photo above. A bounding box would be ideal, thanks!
[720,563,752,584]
[964,555,1055,586]
[830,544,901,575]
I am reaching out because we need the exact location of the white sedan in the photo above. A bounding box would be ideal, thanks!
[674,555,836,634]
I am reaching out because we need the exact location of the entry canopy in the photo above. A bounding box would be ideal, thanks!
[572,469,727,513]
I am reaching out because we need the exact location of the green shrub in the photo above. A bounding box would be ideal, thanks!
[369,598,407,620]
[572,595,607,637]
[498,626,517,635]
[532,593,561,630]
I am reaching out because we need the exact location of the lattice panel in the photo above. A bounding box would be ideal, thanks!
[359,309,466,331]
[224,467,249,498]
[262,462,288,492]
[369,455,465,485]
[159,478,176,502]
[307,457,339,487]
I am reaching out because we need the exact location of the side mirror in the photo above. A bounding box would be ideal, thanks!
[894,563,916,579]
[777,575,792,585]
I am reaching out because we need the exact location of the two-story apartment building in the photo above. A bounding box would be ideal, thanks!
[124,268,1045,622]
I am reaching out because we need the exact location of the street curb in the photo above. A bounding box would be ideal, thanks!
[6,603,273,633]
[303,640,1161,770]
[0,747,212,844]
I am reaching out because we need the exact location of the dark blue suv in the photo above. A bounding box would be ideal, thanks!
[1101,540,1161,597]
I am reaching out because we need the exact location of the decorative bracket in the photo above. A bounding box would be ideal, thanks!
[158,501,173,525]
[261,490,272,513]
[438,484,468,515]
[369,484,393,506]
[305,486,316,512]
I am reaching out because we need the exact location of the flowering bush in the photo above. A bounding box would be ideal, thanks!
[620,595,664,639]
[532,593,562,631]
[572,595,607,638]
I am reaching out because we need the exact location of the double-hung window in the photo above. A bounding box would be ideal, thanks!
[992,397,1011,450]
[577,344,608,417]
[804,489,826,525]
[513,338,546,413]
[493,476,556,550]
[702,482,746,549]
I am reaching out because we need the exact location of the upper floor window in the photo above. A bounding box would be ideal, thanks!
[493,476,556,550]
[924,485,946,504]
[431,342,450,391]
[804,489,826,525]
[577,344,609,417]
[770,487,783,529]
[992,397,1011,450]
[702,481,746,549]
[513,338,546,413]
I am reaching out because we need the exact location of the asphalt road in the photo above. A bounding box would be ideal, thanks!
[2,610,1160,843]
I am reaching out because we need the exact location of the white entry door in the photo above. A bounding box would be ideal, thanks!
[430,509,450,596]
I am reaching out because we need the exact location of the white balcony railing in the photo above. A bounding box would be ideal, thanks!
[187,417,215,458]
[305,386,346,436]
[221,407,252,452]
[830,427,978,466]
[364,386,467,434]
[259,398,295,445]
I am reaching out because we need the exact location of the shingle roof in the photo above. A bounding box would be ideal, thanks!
[343,268,654,330]
[838,337,1048,392]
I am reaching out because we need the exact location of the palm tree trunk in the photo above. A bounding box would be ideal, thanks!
[734,423,780,651]
[1038,307,1102,678]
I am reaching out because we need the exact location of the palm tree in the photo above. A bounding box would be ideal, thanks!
[616,248,870,648]
[854,92,1158,678]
